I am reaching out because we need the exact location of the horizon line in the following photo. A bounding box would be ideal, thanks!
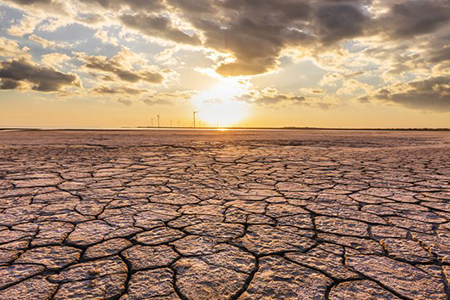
[1,126,450,132]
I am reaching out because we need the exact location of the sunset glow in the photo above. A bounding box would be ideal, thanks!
[1,0,450,128]
[192,79,249,127]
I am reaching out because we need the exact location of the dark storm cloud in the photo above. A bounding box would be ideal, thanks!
[221,0,312,20]
[78,0,165,11]
[163,0,376,76]
[314,4,368,44]
[167,0,214,14]
[380,0,450,38]
[0,78,21,89]
[6,0,52,5]
[120,13,201,46]
[78,54,165,84]
[173,0,314,76]
[163,0,450,76]
[374,76,450,111]
[429,45,450,63]
[0,59,80,92]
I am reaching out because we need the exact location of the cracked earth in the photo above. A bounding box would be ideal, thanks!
[1,129,450,300]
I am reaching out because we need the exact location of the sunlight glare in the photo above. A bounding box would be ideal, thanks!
[192,78,249,127]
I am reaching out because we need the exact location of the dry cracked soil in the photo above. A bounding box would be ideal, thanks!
[0,129,450,300]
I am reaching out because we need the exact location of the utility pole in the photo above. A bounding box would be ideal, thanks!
[193,111,199,129]
[157,115,160,128]
[151,118,154,127]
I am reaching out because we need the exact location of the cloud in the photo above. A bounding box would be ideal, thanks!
[78,0,165,12]
[92,85,146,95]
[240,85,338,110]
[6,0,450,80]
[40,53,71,68]
[314,3,369,44]
[337,79,374,95]
[429,46,450,64]
[182,0,314,76]
[245,87,306,106]
[6,0,52,5]
[120,13,201,45]
[319,73,344,87]
[118,98,133,106]
[7,14,42,36]
[0,37,29,58]
[164,0,375,76]
[0,58,80,91]
[299,87,326,96]
[3,0,68,14]
[1,79,22,89]
[94,30,119,46]
[143,98,172,106]
[367,76,450,111]
[379,0,450,39]
[76,49,167,84]
[142,90,197,105]
[167,0,213,14]
[2,0,450,115]
[29,34,57,48]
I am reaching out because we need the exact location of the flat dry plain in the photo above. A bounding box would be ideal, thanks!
[1,129,450,300]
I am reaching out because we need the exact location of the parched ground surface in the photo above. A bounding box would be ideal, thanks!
[1,129,450,300]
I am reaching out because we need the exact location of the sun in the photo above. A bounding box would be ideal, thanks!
[192,78,249,127]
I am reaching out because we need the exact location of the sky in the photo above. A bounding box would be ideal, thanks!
[0,0,450,128]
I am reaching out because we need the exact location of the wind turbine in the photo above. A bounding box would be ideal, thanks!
[193,111,199,129]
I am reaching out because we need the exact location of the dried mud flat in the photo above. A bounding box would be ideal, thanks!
[1,129,450,300]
